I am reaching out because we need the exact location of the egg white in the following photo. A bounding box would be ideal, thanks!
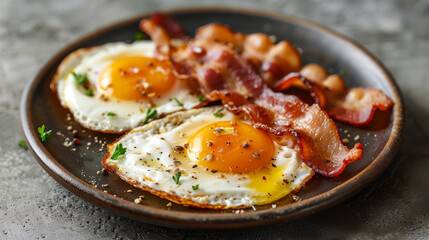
[53,41,201,132]
[103,107,314,209]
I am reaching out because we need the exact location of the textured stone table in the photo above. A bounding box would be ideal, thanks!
[1,0,429,239]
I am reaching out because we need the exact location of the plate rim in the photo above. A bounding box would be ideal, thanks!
[20,6,404,229]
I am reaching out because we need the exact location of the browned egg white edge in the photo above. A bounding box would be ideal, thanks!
[101,107,315,210]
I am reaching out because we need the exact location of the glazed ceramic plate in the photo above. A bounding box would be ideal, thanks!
[20,7,404,229]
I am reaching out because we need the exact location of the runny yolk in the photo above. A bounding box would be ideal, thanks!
[99,56,175,100]
[187,121,274,173]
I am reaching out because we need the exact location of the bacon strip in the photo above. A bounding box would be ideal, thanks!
[195,24,301,85]
[140,12,189,41]
[139,17,171,45]
[256,90,363,176]
[275,73,394,126]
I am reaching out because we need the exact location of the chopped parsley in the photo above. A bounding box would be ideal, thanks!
[197,94,206,102]
[85,89,94,96]
[107,112,116,116]
[111,143,126,160]
[38,125,52,143]
[134,32,144,41]
[172,172,181,185]
[174,97,183,107]
[18,140,27,149]
[339,70,347,77]
[72,72,88,85]
[213,108,224,118]
[192,184,199,190]
[142,108,157,124]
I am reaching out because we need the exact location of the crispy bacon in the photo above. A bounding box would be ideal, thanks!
[274,73,328,108]
[275,71,394,126]
[139,14,364,177]
[146,12,189,40]
[171,41,363,177]
[328,88,394,126]
[192,24,394,126]
[139,17,171,45]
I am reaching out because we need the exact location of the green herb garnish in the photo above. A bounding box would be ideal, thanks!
[172,172,181,185]
[197,94,206,102]
[192,184,199,190]
[38,125,52,143]
[107,112,116,116]
[111,143,127,160]
[339,70,347,77]
[134,32,144,41]
[72,72,88,85]
[18,140,27,149]
[85,89,94,96]
[213,108,224,118]
[174,97,183,107]
[142,108,157,124]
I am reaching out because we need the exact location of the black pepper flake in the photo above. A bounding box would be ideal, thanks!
[207,141,213,147]
[174,160,181,165]
[147,62,153,67]
[262,176,266,180]
[283,179,289,184]
[226,141,231,146]
[101,168,108,175]
[271,163,277,168]
[184,143,189,148]
[174,145,184,151]
[192,165,198,168]
[243,142,249,148]
[72,130,79,137]
[211,170,218,173]
[252,152,260,159]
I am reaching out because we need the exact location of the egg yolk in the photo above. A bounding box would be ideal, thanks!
[187,121,274,173]
[99,56,175,100]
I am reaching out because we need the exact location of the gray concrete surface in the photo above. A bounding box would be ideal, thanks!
[1,0,429,239]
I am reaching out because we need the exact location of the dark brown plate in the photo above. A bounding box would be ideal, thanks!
[20,7,404,229]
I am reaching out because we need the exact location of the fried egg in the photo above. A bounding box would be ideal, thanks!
[52,41,201,132]
[103,107,314,209]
